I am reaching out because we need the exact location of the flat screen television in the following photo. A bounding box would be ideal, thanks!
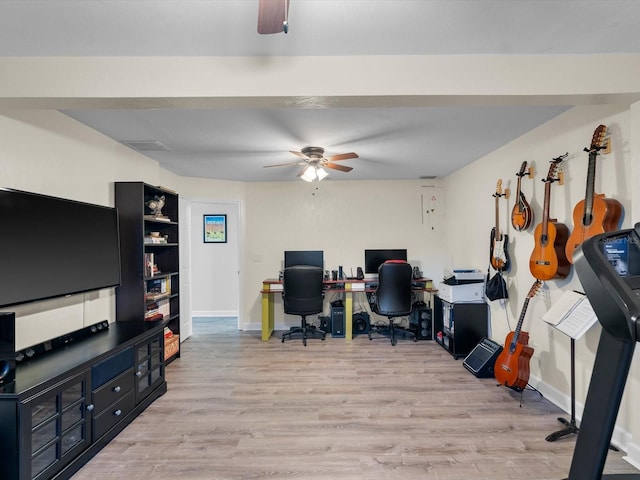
[364,249,408,274]
[284,250,324,269]
[0,188,121,308]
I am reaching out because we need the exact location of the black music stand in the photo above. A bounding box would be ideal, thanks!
[541,290,598,443]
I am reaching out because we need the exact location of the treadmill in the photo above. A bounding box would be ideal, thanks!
[568,223,640,479]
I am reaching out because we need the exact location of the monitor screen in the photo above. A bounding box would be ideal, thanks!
[284,250,324,269]
[601,233,640,278]
[364,249,408,274]
[0,188,121,308]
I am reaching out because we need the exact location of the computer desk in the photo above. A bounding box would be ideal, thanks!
[260,278,435,341]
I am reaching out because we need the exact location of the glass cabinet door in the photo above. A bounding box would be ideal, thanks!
[23,371,91,480]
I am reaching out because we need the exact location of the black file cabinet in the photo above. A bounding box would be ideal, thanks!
[434,295,488,359]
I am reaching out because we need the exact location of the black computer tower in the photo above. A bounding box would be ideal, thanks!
[410,303,432,340]
[331,306,345,337]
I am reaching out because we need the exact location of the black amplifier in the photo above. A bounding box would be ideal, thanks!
[463,337,503,378]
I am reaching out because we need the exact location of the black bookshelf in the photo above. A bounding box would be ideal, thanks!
[115,182,180,362]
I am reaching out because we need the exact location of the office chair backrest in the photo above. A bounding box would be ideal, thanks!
[283,265,324,316]
[377,260,413,317]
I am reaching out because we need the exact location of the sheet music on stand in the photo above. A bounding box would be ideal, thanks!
[541,290,598,339]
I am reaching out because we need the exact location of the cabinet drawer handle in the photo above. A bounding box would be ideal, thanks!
[86,404,94,412]
[113,386,121,393]
[114,409,122,416]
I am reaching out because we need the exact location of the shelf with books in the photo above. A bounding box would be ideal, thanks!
[115,182,181,363]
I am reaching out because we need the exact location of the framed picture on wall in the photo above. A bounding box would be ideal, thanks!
[203,214,227,243]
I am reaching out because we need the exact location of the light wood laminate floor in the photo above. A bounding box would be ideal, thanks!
[72,318,638,480]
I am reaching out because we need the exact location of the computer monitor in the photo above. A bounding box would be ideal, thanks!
[284,250,324,269]
[364,249,408,274]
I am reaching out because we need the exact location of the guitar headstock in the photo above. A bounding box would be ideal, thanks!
[527,279,542,299]
[589,124,608,152]
[495,179,502,196]
[544,153,568,183]
[516,161,528,177]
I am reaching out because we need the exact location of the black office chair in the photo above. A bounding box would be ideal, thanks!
[281,265,326,346]
[368,260,417,346]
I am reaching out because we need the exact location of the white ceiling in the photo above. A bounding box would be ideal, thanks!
[2,0,639,181]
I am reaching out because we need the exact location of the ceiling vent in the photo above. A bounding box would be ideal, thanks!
[121,140,172,152]
[420,175,438,179]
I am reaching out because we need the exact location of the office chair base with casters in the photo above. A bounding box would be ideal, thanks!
[368,319,417,346]
[281,315,326,346]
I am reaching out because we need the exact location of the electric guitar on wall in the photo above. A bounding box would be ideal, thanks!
[494,279,541,391]
[529,154,571,281]
[565,125,623,263]
[511,161,534,231]
[489,179,510,272]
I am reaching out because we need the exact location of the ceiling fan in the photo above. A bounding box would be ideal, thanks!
[263,146,359,181]
[257,0,290,34]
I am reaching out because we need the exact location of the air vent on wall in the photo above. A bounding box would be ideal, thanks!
[121,140,172,152]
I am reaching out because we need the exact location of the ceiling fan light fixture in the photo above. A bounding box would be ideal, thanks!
[316,167,329,181]
[301,165,317,182]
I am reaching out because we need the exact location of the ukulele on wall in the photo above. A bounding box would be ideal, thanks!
[565,125,623,263]
[489,179,510,272]
[529,154,571,281]
[511,161,534,231]
[494,279,541,391]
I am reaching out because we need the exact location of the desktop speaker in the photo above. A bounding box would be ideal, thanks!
[352,311,370,336]
[463,337,503,378]
[331,306,345,338]
[0,312,16,385]
[410,303,432,340]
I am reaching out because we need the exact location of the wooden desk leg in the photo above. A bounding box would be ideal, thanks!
[345,283,353,342]
[261,287,274,341]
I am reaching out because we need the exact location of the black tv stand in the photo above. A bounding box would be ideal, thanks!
[0,321,167,480]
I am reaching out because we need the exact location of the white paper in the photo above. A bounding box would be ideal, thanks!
[541,290,598,339]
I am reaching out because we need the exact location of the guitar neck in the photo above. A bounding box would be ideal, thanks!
[495,195,501,238]
[584,151,598,219]
[541,181,552,237]
[512,297,530,343]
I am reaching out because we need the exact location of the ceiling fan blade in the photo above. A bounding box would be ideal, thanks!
[263,161,303,168]
[325,152,359,162]
[289,150,309,159]
[324,162,353,173]
[257,0,289,34]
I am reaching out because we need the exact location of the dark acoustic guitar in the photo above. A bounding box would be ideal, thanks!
[565,125,623,263]
[529,155,570,281]
[511,161,534,231]
[489,179,510,272]
[494,280,541,391]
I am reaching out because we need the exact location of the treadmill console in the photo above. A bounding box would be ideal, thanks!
[575,223,640,342]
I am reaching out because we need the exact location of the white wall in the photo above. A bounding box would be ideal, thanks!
[0,109,179,349]
[445,103,640,457]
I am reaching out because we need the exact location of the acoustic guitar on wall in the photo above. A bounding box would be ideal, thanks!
[494,279,541,391]
[529,154,571,281]
[511,161,534,231]
[489,179,510,272]
[565,125,623,263]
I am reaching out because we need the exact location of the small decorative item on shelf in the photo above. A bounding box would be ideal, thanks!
[144,195,171,221]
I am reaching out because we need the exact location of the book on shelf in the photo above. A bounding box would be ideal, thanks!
[144,312,164,322]
[144,236,168,244]
[144,214,172,222]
